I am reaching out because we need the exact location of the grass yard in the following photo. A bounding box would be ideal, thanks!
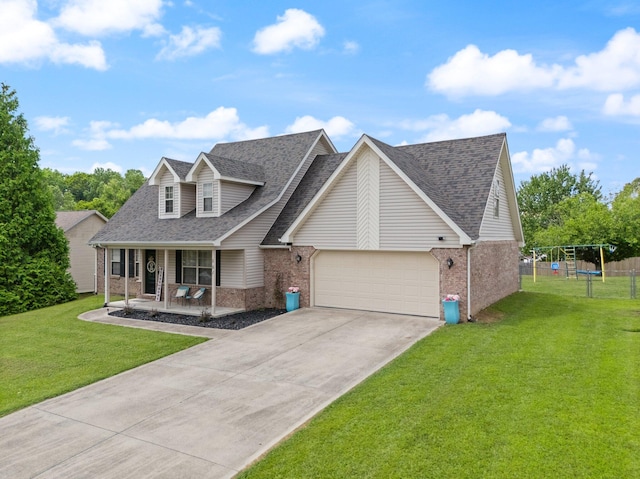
[521,273,637,299]
[0,295,206,417]
[239,292,640,478]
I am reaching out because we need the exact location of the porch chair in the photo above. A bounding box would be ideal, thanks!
[187,287,206,307]
[173,285,190,306]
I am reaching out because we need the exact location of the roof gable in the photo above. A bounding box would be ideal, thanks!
[186,153,265,185]
[280,135,473,245]
[56,210,107,232]
[148,157,192,185]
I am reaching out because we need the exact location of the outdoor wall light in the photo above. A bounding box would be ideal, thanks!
[447,258,454,269]
[438,236,445,241]
[295,254,302,263]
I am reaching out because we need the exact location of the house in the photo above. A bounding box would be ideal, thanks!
[55,210,108,293]
[90,130,524,321]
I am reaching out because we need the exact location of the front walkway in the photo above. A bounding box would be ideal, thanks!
[0,307,442,479]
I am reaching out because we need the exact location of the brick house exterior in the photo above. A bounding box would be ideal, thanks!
[91,130,524,321]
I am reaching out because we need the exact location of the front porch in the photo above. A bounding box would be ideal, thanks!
[107,297,242,317]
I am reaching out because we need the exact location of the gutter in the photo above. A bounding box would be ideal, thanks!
[467,241,477,321]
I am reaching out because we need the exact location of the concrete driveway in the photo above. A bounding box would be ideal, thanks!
[0,307,441,479]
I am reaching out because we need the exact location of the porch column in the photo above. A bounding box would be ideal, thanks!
[104,248,110,306]
[163,249,169,310]
[124,248,129,304]
[211,247,216,314]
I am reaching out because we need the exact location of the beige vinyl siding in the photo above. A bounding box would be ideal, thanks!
[196,169,218,217]
[220,250,244,288]
[159,169,180,219]
[478,154,516,240]
[356,151,380,249]
[221,133,330,288]
[223,208,280,287]
[379,160,459,249]
[295,161,358,248]
[65,215,105,292]
[220,182,255,215]
[180,183,195,216]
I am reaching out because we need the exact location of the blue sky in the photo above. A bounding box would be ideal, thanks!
[2,1,640,196]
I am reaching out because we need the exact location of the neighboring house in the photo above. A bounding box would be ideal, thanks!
[90,130,524,321]
[55,210,108,293]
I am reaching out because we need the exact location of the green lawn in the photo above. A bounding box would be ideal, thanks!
[0,295,206,417]
[239,292,640,478]
[521,273,637,299]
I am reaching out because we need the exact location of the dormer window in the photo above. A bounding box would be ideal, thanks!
[165,186,174,213]
[203,183,213,212]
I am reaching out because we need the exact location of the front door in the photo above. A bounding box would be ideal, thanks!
[144,250,157,294]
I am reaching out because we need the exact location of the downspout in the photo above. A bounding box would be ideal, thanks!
[467,241,477,321]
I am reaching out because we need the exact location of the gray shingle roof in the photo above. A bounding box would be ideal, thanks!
[395,133,505,239]
[264,133,505,244]
[164,158,192,181]
[90,130,324,245]
[262,153,347,245]
[203,153,265,183]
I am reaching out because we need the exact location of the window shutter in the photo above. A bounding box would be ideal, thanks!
[175,250,182,283]
[216,250,221,287]
[128,250,135,278]
[119,249,125,277]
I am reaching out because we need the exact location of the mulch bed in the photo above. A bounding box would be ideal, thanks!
[108,307,287,330]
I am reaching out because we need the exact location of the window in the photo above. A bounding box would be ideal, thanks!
[493,179,500,218]
[182,250,212,285]
[134,249,140,277]
[165,186,174,213]
[203,182,213,212]
[110,249,121,276]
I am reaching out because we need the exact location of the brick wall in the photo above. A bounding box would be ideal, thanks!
[430,248,469,321]
[263,246,315,309]
[469,240,520,316]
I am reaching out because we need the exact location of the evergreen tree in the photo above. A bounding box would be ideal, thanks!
[0,84,76,316]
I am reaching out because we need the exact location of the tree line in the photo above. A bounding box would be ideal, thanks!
[517,165,640,271]
[43,167,145,218]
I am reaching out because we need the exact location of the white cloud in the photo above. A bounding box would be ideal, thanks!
[399,110,511,142]
[558,28,640,90]
[90,162,122,173]
[252,9,325,54]
[35,115,70,134]
[0,0,107,70]
[72,138,112,150]
[511,138,599,174]
[537,116,573,132]
[428,27,640,97]
[428,45,558,96]
[343,41,360,55]
[603,93,640,116]
[72,120,117,150]
[285,115,355,137]
[54,0,165,36]
[157,25,222,60]
[72,111,269,150]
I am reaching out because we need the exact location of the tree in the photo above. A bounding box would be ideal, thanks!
[610,177,640,259]
[532,193,614,270]
[0,84,77,316]
[517,164,602,252]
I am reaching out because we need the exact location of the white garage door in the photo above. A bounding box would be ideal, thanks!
[313,251,439,317]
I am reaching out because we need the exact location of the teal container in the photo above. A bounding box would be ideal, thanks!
[443,300,460,324]
[286,292,300,312]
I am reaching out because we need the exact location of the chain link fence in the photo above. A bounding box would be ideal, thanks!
[520,260,638,300]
